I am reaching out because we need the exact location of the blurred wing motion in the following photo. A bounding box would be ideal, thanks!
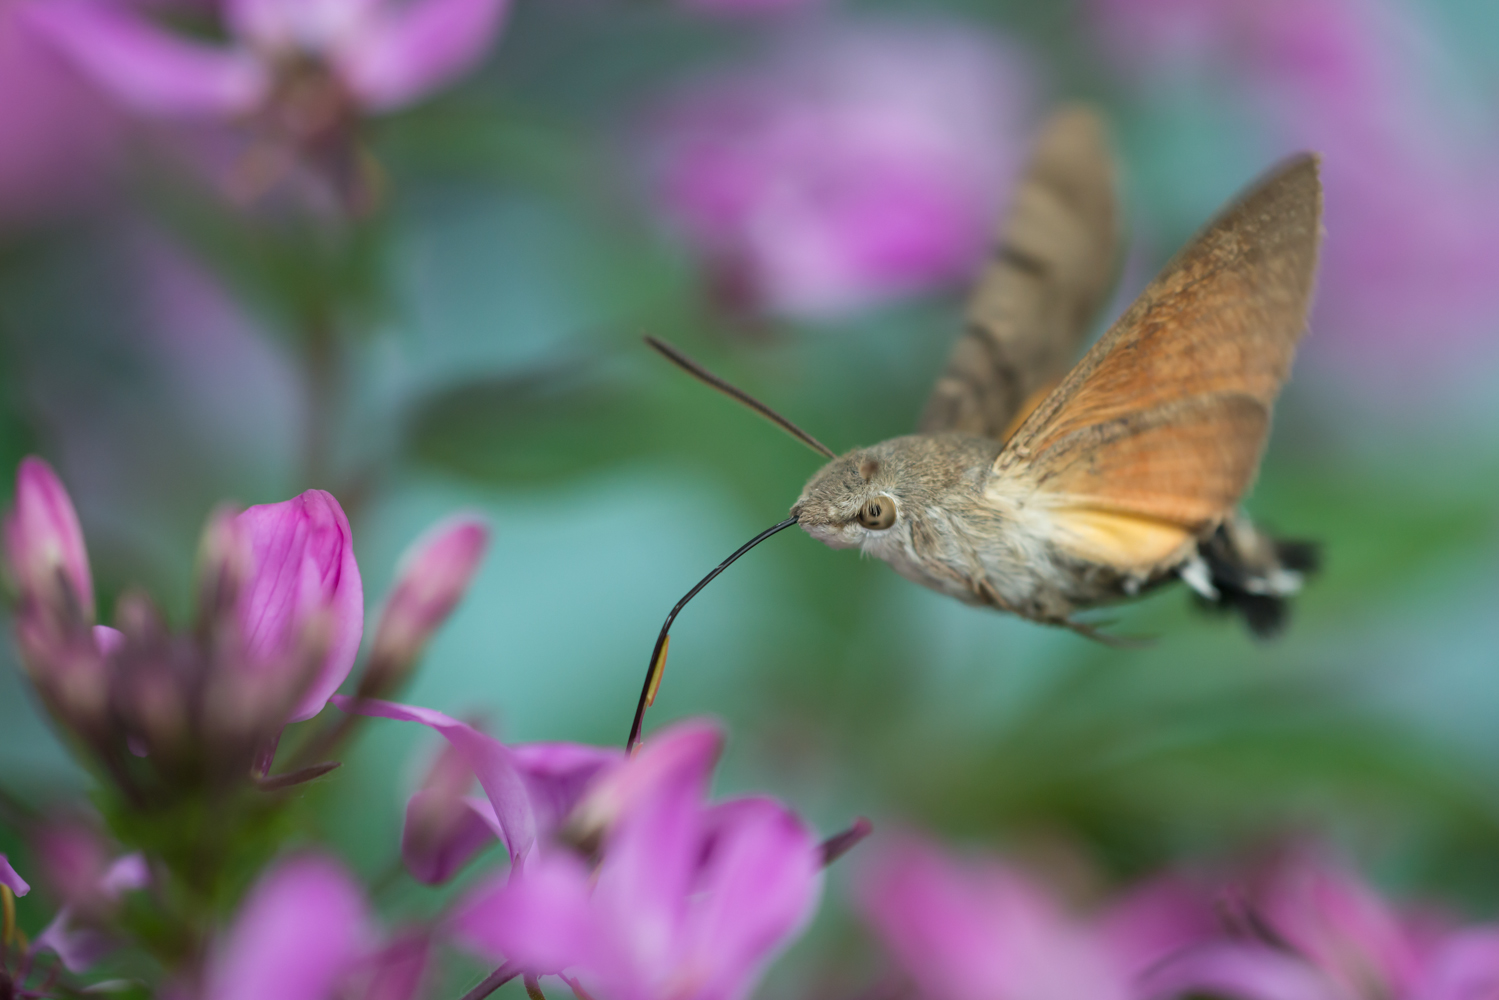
[996,154,1323,572]
[918,104,1120,441]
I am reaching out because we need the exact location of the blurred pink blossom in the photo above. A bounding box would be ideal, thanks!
[31,832,149,973]
[200,853,427,1000]
[1143,848,1499,1000]
[0,854,27,896]
[857,834,1215,1000]
[453,719,824,1000]
[26,0,511,119]
[235,490,363,723]
[366,514,489,691]
[0,0,122,224]
[1092,0,1499,364]
[333,696,623,871]
[647,20,1031,321]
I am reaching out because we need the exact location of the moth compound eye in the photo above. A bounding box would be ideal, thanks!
[858,496,897,530]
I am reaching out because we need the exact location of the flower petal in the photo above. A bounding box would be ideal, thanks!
[333,696,538,862]
[452,855,614,978]
[237,490,364,723]
[856,835,1127,1000]
[0,854,28,896]
[23,1,268,118]
[1415,928,1499,1000]
[510,741,624,834]
[205,854,371,1000]
[683,797,822,1000]
[402,787,498,885]
[4,456,94,620]
[227,0,380,53]
[337,0,511,112]
[1140,943,1343,1000]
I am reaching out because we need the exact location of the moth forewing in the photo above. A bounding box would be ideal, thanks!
[991,154,1323,572]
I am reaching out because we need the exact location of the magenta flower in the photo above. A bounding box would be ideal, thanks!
[452,719,824,1000]
[32,845,149,973]
[1141,848,1499,1000]
[333,696,622,874]
[1091,0,1499,366]
[0,0,123,225]
[0,854,27,897]
[365,515,489,696]
[235,490,363,723]
[857,834,1219,1000]
[647,20,1030,320]
[26,0,511,119]
[4,456,94,623]
[199,853,418,1000]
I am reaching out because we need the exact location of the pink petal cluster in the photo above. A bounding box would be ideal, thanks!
[858,834,1216,1000]
[647,20,1030,320]
[28,823,150,973]
[860,837,1499,1000]
[1091,0,1499,365]
[200,853,425,1000]
[333,696,622,881]
[3,457,363,750]
[453,719,824,1000]
[26,0,511,120]
[1144,847,1499,1000]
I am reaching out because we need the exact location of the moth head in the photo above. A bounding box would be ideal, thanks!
[790,445,915,550]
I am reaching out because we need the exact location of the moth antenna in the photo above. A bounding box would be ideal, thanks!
[627,515,800,751]
[644,337,838,460]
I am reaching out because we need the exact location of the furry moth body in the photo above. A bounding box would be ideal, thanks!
[790,108,1323,638]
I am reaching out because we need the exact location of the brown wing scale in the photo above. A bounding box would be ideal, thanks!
[918,104,1120,440]
[996,154,1323,571]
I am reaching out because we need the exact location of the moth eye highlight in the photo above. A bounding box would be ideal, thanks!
[857,495,897,530]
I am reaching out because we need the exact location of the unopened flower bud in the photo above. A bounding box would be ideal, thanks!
[233,490,363,723]
[364,516,488,697]
[4,457,94,622]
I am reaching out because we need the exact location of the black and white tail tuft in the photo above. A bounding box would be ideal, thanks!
[1178,515,1321,639]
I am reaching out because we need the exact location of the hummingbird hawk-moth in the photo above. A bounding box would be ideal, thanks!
[627,106,1322,748]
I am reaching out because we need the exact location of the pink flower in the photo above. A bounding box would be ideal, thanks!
[3,456,94,623]
[365,515,489,695]
[1091,0,1499,366]
[30,830,150,974]
[235,490,363,723]
[0,0,123,225]
[25,0,511,119]
[647,20,1030,320]
[333,696,622,874]
[1141,848,1499,1000]
[857,835,1220,1000]
[0,854,27,897]
[452,719,824,1000]
[200,853,426,1000]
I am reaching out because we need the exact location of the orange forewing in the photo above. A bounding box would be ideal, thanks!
[995,155,1322,569]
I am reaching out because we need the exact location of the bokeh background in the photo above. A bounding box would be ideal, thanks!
[3,0,1499,993]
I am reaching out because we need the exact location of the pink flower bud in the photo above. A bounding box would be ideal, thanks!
[235,490,363,723]
[368,516,488,691]
[4,457,94,621]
